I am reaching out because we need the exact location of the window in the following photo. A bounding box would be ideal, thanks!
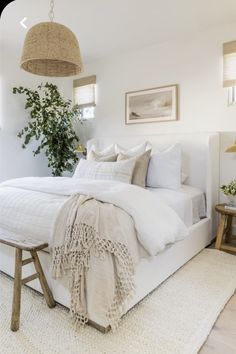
[223,41,236,105]
[228,86,236,105]
[73,75,96,119]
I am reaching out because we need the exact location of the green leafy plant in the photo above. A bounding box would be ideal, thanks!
[220,179,236,196]
[13,82,81,176]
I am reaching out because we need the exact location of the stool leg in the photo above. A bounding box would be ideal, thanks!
[215,214,227,250]
[30,250,56,308]
[11,248,22,331]
[225,215,232,243]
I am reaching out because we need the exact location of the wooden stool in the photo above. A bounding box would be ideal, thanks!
[0,237,56,331]
[215,204,236,254]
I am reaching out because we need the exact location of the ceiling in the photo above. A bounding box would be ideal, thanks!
[1,0,236,62]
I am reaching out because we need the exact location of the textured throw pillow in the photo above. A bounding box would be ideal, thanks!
[115,142,150,156]
[73,158,136,184]
[87,150,118,162]
[146,144,182,190]
[117,150,151,188]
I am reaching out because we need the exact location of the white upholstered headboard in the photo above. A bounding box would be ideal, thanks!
[87,132,220,221]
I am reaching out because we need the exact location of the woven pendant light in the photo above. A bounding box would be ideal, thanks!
[20,1,83,77]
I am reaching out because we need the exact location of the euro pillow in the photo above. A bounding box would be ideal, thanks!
[87,150,118,162]
[115,142,150,156]
[89,144,116,157]
[73,158,136,184]
[117,150,151,188]
[146,144,181,190]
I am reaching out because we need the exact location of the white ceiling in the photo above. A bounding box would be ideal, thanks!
[2,0,236,62]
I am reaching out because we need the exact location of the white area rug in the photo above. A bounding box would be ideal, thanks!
[0,249,236,354]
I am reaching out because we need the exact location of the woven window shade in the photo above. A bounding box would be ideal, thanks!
[73,75,96,108]
[223,41,236,87]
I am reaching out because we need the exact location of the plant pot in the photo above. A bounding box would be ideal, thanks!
[226,195,236,206]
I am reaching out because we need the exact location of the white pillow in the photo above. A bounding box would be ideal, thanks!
[89,144,116,157]
[146,144,181,190]
[87,150,118,162]
[115,142,150,156]
[73,158,136,184]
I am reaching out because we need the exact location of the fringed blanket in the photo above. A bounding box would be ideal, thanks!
[51,194,140,330]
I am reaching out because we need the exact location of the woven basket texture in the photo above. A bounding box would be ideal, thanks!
[20,22,83,77]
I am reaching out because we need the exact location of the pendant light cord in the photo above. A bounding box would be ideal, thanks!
[49,0,55,22]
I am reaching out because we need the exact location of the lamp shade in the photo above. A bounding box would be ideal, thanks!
[225,141,236,153]
[74,143,86,153]
[223,41,236,87]
[20,22,83,77]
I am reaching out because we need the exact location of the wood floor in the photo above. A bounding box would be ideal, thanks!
[199,250,236,354]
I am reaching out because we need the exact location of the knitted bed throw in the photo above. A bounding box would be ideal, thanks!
[51,194,139,330]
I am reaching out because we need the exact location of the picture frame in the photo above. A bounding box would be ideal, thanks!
[125,84,178,124]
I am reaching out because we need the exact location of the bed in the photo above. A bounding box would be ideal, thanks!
[0,132,220,331]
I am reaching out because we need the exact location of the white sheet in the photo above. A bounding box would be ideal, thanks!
[146,185,206,228]
[0,177,188,256]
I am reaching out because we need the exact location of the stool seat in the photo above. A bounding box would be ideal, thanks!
[0,236,48,251]
[0,235,56,331]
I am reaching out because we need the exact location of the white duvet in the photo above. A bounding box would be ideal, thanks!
[0,177,188,256]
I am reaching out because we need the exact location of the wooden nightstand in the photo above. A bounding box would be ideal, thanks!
[215,204,236,253]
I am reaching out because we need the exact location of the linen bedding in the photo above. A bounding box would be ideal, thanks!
[0,177,188,328]
[146,185,206,227]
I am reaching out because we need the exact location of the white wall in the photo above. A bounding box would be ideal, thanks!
[0,23,88,181]
[82,22,236,204]
[1,16,236,182]
[0,44,73,180]
[82,22,236,138]
[220,132,236,196]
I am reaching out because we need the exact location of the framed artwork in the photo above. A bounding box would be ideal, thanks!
[125,84,178,124]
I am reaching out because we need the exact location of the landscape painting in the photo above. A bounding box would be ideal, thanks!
[125,85,178,124]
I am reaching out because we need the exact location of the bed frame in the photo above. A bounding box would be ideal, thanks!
[0,132,220,330]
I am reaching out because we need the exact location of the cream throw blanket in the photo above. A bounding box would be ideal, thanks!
[51,194,140,330]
